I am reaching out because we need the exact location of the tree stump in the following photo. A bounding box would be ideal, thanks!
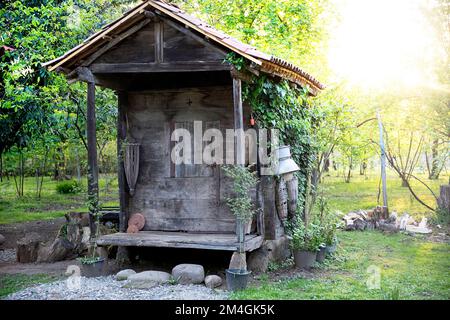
[16,232,41,263]
[438,185,450,214]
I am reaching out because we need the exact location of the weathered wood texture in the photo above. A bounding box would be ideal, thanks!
[233,77,245,166]
[261,176,278,240]
[97,231,264,252]
[163,21,224,62]
[86,81,99,234]
[91,20,225,72]
[125,87,253,233]
[96,23,156,64]
[117,92,130,232]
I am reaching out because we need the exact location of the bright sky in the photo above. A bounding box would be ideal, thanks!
[328,0,443,90]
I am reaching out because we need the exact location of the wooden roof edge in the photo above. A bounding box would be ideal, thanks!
[43,0,325,92]
[43,1,150,71]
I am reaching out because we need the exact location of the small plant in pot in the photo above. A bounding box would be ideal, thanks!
[223,165,259,291]
[78,194,106,277]
[322,212,342,256]
[314,192,341,258]
[290,219,321,269]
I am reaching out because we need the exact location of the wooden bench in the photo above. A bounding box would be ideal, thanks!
[97,231,263,252]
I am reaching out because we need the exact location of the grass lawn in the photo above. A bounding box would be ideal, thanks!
[0,175,119,224]
[232,230,450,300]
[1,169,447,225]
[0,169,448,300]
[0,274,59,298]
[322,169,448,219]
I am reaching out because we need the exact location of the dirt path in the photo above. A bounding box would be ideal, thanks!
[0,218,65,249]
[0,259,78,276]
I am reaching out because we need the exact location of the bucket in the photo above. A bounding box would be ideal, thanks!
[81,258,106,277]
[293,250,317,269]
[316,246,327,263]
[226,269,251,291]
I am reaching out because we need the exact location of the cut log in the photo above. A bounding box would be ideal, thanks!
[275,178,288,222]
[285,176,298,218]
[65,212,90,254]
[16,233,41,263]
[377,221,398,233]
[37,238,74,263]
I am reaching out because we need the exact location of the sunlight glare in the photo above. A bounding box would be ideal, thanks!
[328,0,441,90]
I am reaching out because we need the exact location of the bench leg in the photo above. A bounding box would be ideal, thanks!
[229,251,247,270]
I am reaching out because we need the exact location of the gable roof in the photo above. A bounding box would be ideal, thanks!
[44,0,324,95]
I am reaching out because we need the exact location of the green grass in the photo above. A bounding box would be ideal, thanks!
[0,175,119,224]
[232,230,450,300]
[0,274,59,298]
[322,170,448,219]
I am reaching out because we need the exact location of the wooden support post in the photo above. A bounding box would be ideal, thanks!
[116,91,130,264]
[377,111,388,212]
[233,76,245,253]
[233,77,244,166]
[117,92,129,232]
[261,176,276,240]
[86,80,99,235]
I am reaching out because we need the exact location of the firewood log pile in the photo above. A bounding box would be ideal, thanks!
[343,206,432,234]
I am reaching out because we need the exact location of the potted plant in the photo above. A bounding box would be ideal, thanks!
[223,165,259,291]
[314,193,340,258]
[78,194,106,277]
[290,220,321,269]
[323,212,341,256]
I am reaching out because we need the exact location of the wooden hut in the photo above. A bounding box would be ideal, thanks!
[44,0,324,265]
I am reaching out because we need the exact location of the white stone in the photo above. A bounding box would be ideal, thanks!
[405,225,432,234]
[125,271,171,289]
[172,264,205,285]
[398,213,410,230]
[204,275,222,289]
[115,269,136,281]
[419,217,428,228]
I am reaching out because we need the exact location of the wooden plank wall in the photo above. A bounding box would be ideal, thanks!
[124,87,256,233]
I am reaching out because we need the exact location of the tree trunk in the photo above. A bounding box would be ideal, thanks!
[360,161,367,175]
[437,185,450,214]
[429,139,440,180]
[401,178,409,187]
[345,157,352,183]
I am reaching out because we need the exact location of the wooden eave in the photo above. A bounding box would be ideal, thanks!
[44,0,325,95]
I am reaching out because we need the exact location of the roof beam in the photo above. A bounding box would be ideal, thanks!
[90,62,231,73]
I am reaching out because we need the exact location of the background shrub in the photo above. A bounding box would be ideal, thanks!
[56,180,80,194]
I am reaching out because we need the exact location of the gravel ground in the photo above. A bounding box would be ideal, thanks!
[4,276,229,300]
[0,249,16,263]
